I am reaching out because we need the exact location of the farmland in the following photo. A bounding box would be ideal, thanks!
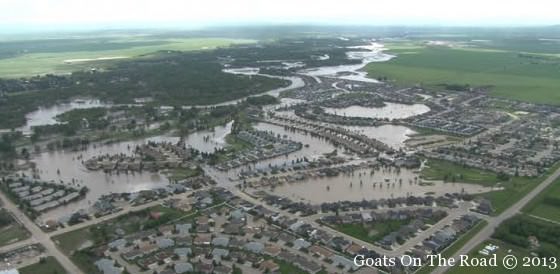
[366,42,560,104]
[0,37,253,78]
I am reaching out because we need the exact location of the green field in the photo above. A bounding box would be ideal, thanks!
[0,209,30,246]
[447,239,558,274]
[0,37,253,78]
[333,219,409,243]
[0,224,30,246]
[421,158,500,186]
[19,257,67,274]
[523,177,560,223]
[366,44,560,104]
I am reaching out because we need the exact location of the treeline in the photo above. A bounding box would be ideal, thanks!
[0,50,287,129]
[246,95,279,106]
[494,215,560,257]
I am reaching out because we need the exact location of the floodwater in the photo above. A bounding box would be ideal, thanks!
[265,167,495,204]
[17,99,109,135]
[30,136,174,222]
[323,103,430,120]
[342,125,416,149]
[205,67,305,107]
[183,121,233,153]
[29,122,233,221]
[299,42,394,83]
[218,122,341,178]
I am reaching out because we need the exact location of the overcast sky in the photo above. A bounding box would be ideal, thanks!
[1,0,559,31]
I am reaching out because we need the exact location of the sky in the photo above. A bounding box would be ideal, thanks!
[0,0,559,32]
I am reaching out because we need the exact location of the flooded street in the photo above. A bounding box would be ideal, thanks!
[263,168,495,204]
[323,103,430,120]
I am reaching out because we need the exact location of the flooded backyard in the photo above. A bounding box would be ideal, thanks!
[261,167,496,204]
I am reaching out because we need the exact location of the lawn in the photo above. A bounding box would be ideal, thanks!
[166,166,203,181]
[366,45,560,105]
[0,37,254,78]
[447,239,559,274]
[523,177,560,223]
[0,224,30,246]
[19,257,67,274]
[0,209,30,246]
[333,219,409,243]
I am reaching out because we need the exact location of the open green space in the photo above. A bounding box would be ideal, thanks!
[523,177,560,223]
[0,209,30,246]
[448,239,558,274]
[333,219,409,243]
[422,159,560,214]
[19,257,67,274]
[0,224,30,246]
[166,166,203,181]
[366,45,560,105]
[421,158,500,186]
[0,37,253,78]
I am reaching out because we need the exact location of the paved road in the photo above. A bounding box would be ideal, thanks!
[432,166,560,274]
[0,191,84,274]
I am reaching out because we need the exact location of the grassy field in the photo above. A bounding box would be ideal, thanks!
[366,44,560,104]
[447,239,558,274]
[19,257,67,274]
[333,219,409,243]
[0,224,30,246]
[421,158,500,186]
[0,209,30,246]
[0,37,253,78]
[523,177,560,223]
[166,167,203,181]
[421,159,560,214]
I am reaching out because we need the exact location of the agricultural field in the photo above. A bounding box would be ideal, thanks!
[0,37,253,78]
[367,41,560,104]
